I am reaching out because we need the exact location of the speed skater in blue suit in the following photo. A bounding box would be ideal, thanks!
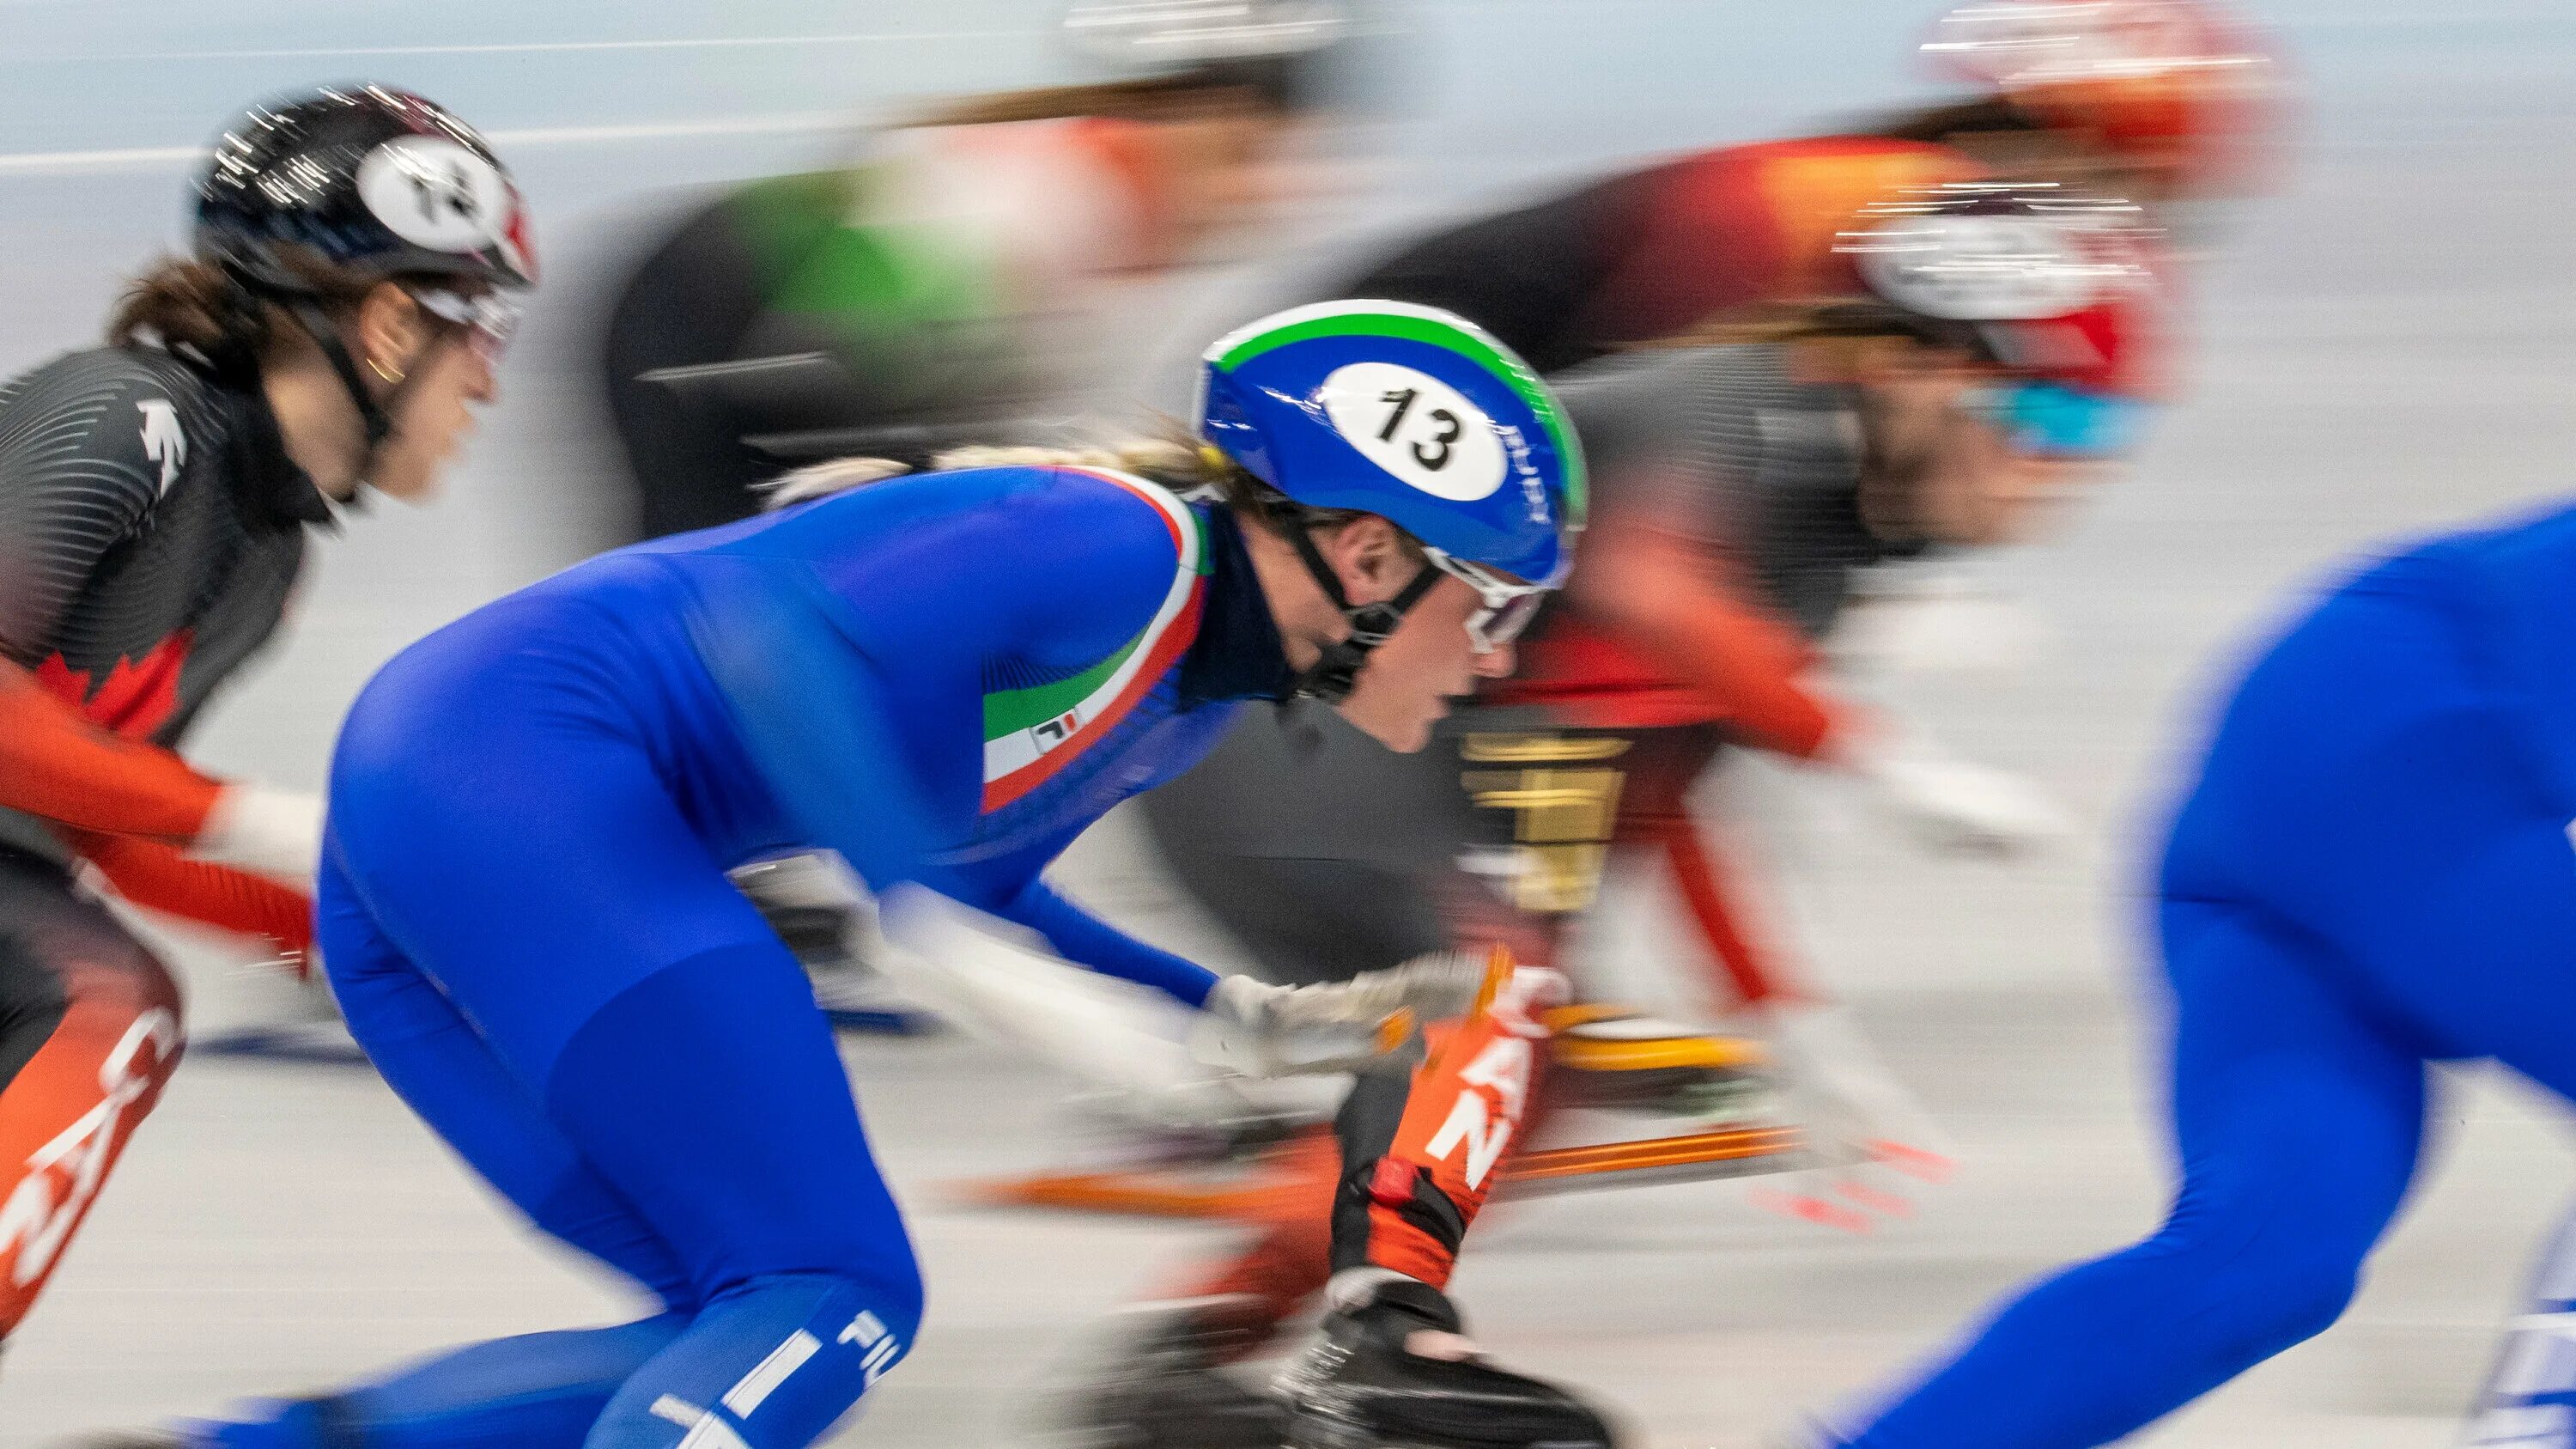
[1808,496,2576,1449]
[154,300,1587,1449]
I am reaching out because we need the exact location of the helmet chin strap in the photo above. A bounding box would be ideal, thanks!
[1284,525,1439,704]
[283,296,395,451]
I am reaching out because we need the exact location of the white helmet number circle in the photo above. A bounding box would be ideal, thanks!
[1319,362,1507,502]
[356,137,510,254]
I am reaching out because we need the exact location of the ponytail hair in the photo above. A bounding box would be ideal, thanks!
[107,257,266,356]
[898,70,1292,131]
[106,249,406,367]
[762,429,1236,510]
[762,423,1423,559]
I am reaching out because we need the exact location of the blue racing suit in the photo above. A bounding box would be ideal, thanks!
[1831,498,2576,1448]
[202,466,1294,1449]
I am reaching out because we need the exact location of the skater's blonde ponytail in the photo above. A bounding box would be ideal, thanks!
[760,427,1239,511]
[758,428,1424,561]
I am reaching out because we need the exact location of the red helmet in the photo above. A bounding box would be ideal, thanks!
[1830,181,2170,400]
[1922,0,2287,195]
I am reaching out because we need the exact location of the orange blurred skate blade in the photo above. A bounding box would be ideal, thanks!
[1498,1125,1805,1198]
[959,1123,1806,1218]
[961,1166,1290,1218]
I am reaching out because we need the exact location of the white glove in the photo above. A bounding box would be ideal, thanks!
[1843,726,2069,856]
[189,783,324,887]
[1192,950,1491,1078]
[1748,998,1954,1233]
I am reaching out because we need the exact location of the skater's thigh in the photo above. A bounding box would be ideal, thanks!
[2156,898,2428,1260]
[320,850,697,1306]
[2325,802,2576,1098]
[2162,581,2576,1081]
[2207,680,2576,1083]
[328,624,782,1086]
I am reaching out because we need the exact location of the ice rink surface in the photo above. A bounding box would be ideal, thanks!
[3,1,2576,1442]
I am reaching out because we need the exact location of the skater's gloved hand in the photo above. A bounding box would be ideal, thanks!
[188,782,324,887]
[1749,999,1954,1234]
[1839,722,2069,856]
[1193,950,1490,1078]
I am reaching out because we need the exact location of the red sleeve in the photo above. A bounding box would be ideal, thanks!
[1586,137,1985,346]
[0,660,223,841]
[65,828,314,954]
[1566,513,1844,759]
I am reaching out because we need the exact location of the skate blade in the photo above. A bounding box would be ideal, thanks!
[1498,1125,1806,1199]
[963,1123,1806,1220]
[820,1005,938,1035]
[187,1026,369,1066]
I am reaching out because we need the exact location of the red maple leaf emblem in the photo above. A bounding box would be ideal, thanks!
[33,630,192,740]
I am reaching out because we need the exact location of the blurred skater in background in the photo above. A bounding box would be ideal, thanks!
[598,0,1364,544]
[1132,0,2273,1167]
[1795,499,2576,1447]
[1895,0,2287,231]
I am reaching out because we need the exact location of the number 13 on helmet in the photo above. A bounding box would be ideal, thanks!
[1195,300,1586,588]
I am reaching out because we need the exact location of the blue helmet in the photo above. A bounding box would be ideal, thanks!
[1195,300,1584,588]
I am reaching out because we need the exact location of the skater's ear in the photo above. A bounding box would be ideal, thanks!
[1315,514,1416,605]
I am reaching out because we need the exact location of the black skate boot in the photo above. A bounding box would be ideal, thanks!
[1061,1294,1292,1449]
[1275,1275,1619,1449]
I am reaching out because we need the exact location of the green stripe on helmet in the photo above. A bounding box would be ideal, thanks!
[1212,302,1587,531]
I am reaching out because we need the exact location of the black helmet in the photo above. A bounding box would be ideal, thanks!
[196,84,534,297]
[191,85,531,448]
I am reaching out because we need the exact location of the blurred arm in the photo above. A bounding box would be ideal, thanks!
[64,828,313,953]
[993,876,1218,1008]
[0,660,223,839]
[1566,510,1850,759]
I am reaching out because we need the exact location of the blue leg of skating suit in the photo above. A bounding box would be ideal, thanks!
[198,599,922,1449]
[1832,583,2576,1449]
